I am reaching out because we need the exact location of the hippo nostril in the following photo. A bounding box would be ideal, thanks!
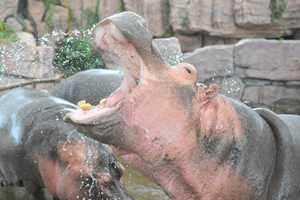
[184,66,192,74]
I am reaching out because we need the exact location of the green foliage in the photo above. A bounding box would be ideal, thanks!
[82,8,99,29]
[42,0,60,9]
[42,0,61,31]
[81,0,100,28]
[271,0,287,21]
[53,32,105,77]
[45,5,55,31]
[119,0,126,12]
[0,21,18,44]
[180,14,189,29]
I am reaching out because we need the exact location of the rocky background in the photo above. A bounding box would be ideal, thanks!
[0,1,300,199]
[0,0,300,113]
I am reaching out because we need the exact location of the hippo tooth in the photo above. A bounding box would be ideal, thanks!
[98,98,107,108]
[77,100,87,106]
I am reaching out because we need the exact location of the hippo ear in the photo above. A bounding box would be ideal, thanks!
[92,12,167,78]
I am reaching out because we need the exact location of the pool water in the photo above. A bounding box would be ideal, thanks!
[0,163,170,200]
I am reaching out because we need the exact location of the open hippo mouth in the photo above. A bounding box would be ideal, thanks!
[64,71,139,124]
[64,11,177,125]
[65,12,203,144]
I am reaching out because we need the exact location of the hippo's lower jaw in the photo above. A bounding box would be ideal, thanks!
[64,72,140,148]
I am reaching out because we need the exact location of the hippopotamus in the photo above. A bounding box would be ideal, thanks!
[65,12,300,200]
[52,69,123,105]
[0,88,132,200]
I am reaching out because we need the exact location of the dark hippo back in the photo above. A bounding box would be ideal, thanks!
[51,69,123,105]
[0,88,77,187]
[0,88,133,200]
[255,109,300,199]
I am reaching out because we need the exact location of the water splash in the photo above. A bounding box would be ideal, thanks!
[38,29,66,46]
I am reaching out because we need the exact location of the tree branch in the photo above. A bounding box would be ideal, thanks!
[0,75,63,91]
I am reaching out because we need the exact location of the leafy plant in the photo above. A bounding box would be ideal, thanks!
[53,32,105,77]
[271,0,287,21]
[81,0,100,28]
[82,8,99,29]
[0,21,18,44]
[42,0,61,31]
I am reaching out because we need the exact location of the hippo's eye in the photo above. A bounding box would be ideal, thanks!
[109,161,123,179]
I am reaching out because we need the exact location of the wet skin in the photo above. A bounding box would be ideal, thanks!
[65,12,300,200]
[52,69,123,105]
[0,88,133,200]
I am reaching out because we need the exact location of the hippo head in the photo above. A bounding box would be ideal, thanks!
[36,134,132,200]
[64,12,209,154]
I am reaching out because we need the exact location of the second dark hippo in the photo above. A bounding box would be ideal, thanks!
[51,69,123,105]
[0,88,132,200]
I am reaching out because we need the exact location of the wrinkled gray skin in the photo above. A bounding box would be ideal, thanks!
[0,88,132,200]
[52,69,123,105]
[255,108,300,200]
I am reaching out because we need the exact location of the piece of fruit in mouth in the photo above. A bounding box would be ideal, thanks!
[77,98,108,111]
[77,100,93,111]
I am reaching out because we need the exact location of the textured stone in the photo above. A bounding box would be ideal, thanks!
[175,34,202,52]
[242,85,300,105]
[28,0,46,37]
[295,29,300,39]
[212,0,236,35]
[152,37,183,66]
[235,39,300,81]
[183,45,234,81]
[169,0,285,37]
[170,0,213,34]
[282,0,300,29]
[286,81,300,86]
[270,98,300,115]
[61,0,101,28]
[124,0,169,36]
[0,0,18,21]
[233,0,272,27]
[4,18,23,32]
[46,6,69,32]
[224,38,240,45]
[143,0,169,36]
[0,44,55,79]
[123,0,144,15]
[100,0,123,18]
[202,34,225,46]
[16,32,36,46]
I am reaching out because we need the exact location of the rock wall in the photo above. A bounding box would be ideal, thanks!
[1,36,299,114]
[1,0,300,51]
[184,39,300,114]
[0,39,62,94]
